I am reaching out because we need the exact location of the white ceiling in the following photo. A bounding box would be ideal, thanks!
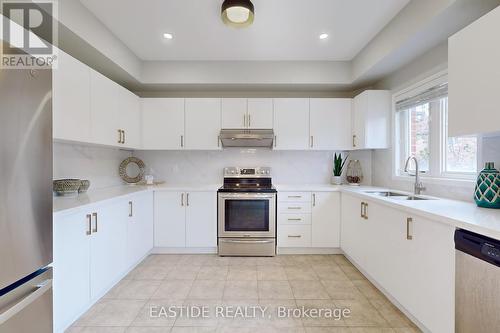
[79,0,410,61]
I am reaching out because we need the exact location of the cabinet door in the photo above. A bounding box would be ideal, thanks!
[118,88,141,149]
[90,70,120,146]
[352,91,390,149]
[185,98,221,150]
[310,98,351,150]
[185,192,217,247]
[154,191,186,247]
[311,192,340,247]
[53,50,90,143]
[340,193,368,266]
[142,98,185,150]
[127,192,154,267]
[90,199,128,301]
[248,98,273,129]
[53,210,90,333]
[273,98,309,150]
[449,6,500,136]
[222,98,247,129]
[404,215,455,333]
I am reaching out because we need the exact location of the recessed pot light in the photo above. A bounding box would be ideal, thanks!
[221,0,255,28]
[163,33,174,39]
[319,33,329,40]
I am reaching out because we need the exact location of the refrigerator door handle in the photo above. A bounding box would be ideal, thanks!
[0,279,52,325]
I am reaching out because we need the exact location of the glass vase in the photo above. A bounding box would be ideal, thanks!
[346,160,363,186]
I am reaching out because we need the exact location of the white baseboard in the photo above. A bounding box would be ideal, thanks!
[277,247,342,255]
[152,247,218,254]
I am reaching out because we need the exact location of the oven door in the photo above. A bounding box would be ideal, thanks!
[218,192,276,238]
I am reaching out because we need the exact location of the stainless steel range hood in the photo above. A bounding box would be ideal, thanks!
[219,129,274,148]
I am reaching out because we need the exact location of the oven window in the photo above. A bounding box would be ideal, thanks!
[225,200,269,232]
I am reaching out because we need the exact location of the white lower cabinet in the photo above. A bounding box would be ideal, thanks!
[154,191,217,249]
[341,193,454,333]
[54,192,154,332]
[278,191,340,249]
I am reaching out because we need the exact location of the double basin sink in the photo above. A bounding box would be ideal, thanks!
[364,191,437,201]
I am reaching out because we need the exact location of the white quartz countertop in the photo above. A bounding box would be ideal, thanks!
[53,183,220,215]
[53,183,500,240]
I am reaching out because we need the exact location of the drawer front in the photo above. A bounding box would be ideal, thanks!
[278,202,311,214]
[278,213,311,225]
[278,225,311,247]
[278,192,311,202]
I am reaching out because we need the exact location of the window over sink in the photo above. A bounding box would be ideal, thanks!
[394,73,478,181]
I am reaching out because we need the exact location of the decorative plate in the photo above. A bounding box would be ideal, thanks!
[119,157,145,184]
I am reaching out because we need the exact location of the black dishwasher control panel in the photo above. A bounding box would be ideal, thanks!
[455,229,500,267]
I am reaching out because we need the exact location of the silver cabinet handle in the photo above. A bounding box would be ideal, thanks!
[86,214,92,235]
[218,135,220,147]
[186,193,190,206]
[180,135,184,148]
[312,193,316,207]
[244,114,247,127]
[363,203,368,220]
[288,235,302,238]
[287,218,302,221]
[181,193,184,206]
[360,202,365,218]
[288,195,302,198]
[248,114,251,127]
[117,129,122,144]
[406,217,413,240]
[129,201,133,217]
[220,239,274,244]
[92,212,98,233]
[274,135,277,147]
[122,130,126,144]
[310,136,314,148]
[287,206,301,210]
[353,134,357,148]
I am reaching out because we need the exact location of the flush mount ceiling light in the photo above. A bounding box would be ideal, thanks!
[221,0,255,28]
[319,33,329,40]
[163,33,174,39]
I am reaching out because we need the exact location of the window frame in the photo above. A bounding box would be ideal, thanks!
[391,71,480,186]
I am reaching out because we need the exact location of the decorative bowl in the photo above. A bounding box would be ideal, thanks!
[53,179,81,196]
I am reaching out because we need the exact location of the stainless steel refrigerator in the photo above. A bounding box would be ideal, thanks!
[0,66,53,332]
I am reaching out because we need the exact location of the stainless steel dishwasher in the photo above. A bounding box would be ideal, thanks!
[455,229,500,333]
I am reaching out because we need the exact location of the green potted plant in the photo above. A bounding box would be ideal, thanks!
[332,153,348,185]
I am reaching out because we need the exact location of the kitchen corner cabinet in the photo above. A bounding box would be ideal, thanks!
[273,98,310,150]
[53,50,91,143]
[54,192,154,332]
[448,6,500,136]
[352,90,390,149]
[117,86,141,149]
[154,191,217,248]
[142,98,185,150]
[185,98,222,150]
[309,98,352,150]
[341,193,454,333]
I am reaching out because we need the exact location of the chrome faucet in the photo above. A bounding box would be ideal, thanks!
[404,156,426,195]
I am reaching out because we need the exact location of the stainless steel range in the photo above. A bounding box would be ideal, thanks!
[218,167,276,256]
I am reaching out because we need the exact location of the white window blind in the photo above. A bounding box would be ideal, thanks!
[396,83,448,112]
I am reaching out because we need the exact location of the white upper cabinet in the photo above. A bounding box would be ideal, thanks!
[222,98,247,129]
[273,98,310,150]
[117,86,141,149]
[90,70,121,146]
[449,6,500,136]
[53,50,91,143]
[142,98,185,150]
[352,90,391,149]
[247,98,273,129]
[310,98,352,150]
[185,98,222,150]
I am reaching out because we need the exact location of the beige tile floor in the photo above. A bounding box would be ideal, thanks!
[68,254,421,333]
